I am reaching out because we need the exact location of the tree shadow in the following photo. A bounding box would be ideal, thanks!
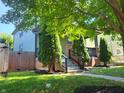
[74,86,124,93]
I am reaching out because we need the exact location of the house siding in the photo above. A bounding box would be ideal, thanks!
[97,35,124,56]
[13,31,35,52]
[13,31,123,56]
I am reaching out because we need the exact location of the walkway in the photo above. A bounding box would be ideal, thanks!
[75,73,124,82]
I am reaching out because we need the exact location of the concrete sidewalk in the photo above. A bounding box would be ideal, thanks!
[75,73,124,82]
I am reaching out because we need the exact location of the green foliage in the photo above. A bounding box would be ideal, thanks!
[99,38,112,66]
[0,0,96,39]
[38,25,62,65]
[0,33,13,49]
[73,36,90,63]
[1,0,124,51]
[0,0,123,38]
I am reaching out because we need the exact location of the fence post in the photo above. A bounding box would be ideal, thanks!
[65,57,68,73]
[68,49,71,59]
[0,44,9,77]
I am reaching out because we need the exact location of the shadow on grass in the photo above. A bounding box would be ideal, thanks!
[1,72,124,93]
[74,86,124,93]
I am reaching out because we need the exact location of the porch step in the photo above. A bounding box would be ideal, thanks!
[68,69,83,73]
[67,59,82,72]
[68,67,79,70]
[68,67,82,72]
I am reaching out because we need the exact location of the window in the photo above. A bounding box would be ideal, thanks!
[116,49,121,54]
[19,32,23,38]
[19,43,23,52]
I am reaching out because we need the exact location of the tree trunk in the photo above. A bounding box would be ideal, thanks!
[55,62,64,72]
[48,63,52,72]
[52,61,56,72]
[48,58,56,73]
[104,62,107,67]
[79,57,85,69]
[81,61,85,70]
[48,63,56,73]
[48,57,64,73]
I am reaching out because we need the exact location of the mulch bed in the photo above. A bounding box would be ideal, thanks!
[95,65,110,67]
[74,86,124,93]
[34,69,63,74]
[35,70,51,74]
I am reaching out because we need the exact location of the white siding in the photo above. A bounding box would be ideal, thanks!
[13,31,35,52]
[97,35,123,56]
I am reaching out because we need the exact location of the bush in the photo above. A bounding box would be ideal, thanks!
[73,36,90,69]
[99,38,112,66]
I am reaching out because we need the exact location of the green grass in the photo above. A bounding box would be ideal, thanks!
[0,71,124,93]
[90,66,124,77]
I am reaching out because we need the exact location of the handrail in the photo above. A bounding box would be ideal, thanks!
[62,54,68,59]
[61,53,68,73]
[68,49,81,66]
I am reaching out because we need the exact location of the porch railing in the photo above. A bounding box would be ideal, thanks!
[61,54,68,73]
[68,49,81,67]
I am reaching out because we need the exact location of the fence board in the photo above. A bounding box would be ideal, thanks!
[0,45,9,73]
[8,52,35,72]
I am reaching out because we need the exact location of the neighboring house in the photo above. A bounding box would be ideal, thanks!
[12,29,124,59]
[12,29,124,68]
[97,34,124,56]
[12,31,37,52]
[12,29,72,57]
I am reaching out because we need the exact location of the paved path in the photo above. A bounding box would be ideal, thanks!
[74,73,124,82]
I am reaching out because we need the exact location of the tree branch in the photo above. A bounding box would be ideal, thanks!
[76,7,122,34]
[104,0,124,27]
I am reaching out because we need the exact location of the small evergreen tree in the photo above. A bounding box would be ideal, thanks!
[99,38,112,67]
[38,25,62,72]
[73,36,90,69]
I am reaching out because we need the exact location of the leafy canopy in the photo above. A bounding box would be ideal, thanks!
[38,25,62,65]
[1,0,123,39]
[0,0,97,38]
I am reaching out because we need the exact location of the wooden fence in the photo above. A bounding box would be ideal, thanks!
[8,52,35,72]
[0,44,9,73]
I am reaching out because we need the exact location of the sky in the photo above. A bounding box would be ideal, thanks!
[0,0,15,35]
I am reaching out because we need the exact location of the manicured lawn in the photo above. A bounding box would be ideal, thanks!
[0,71,124,93]
[90,66,124,77]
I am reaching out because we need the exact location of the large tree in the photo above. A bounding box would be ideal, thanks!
[38,25,62,72]
[0,0,95,38]
[1,0,124,52]
[104,0,124,53]
[73,0,124,53]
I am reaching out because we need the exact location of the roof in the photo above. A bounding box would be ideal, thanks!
[12,30,17,35]
[32,25,40,34]
[12,26,40,35]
